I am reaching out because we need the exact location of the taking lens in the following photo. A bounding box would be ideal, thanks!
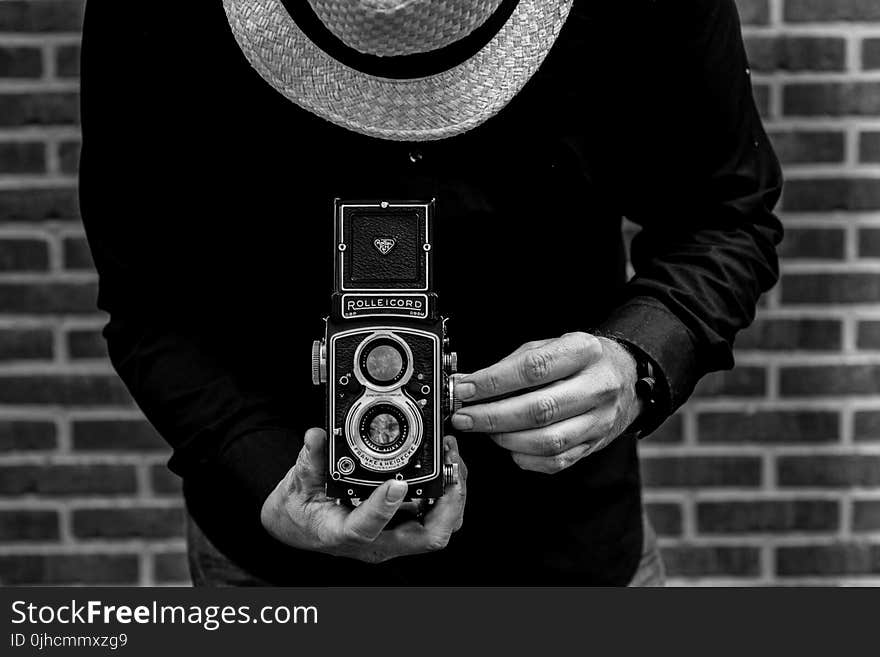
[360,403,409,453]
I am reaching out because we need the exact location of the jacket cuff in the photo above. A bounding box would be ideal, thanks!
[597,296,700,427]
[214,429,301,513]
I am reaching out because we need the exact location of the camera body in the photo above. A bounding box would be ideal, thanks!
[311,200,460,503]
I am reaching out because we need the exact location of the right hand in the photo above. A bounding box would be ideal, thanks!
[260,428,467,564]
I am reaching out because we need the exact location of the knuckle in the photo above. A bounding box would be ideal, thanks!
[521,349,552,384]
[484,372,502,395]
[531,396,559,426]
[543,431,566,456]
[568,331,600,358]
[550,454,569,473]
[483,410,499,433]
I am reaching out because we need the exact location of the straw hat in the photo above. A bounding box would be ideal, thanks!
[223,0,574,141]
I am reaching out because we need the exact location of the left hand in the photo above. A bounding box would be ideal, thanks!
[450,332,643,474]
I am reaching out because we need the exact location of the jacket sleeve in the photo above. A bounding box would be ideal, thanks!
[598,0,784,429]
[77,3,301,513]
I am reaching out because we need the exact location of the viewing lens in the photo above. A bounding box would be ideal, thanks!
[365,344,404,382]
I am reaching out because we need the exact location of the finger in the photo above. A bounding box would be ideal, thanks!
[452,372,596,434]
[420,438,467,537]
[490,412,610,456]
[288,428,327,494]
[341,479,408,544]
[454,332,601,403]
[511,440,597,475]
[444,435,468,483]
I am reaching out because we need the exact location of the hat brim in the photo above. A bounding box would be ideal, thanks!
[223,0,573,141]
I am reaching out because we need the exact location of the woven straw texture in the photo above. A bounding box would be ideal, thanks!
[309,0,504,57]
[223,0,573,141]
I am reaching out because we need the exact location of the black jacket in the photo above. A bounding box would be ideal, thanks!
[78,0,783,585]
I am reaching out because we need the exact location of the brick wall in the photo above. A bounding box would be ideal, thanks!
[0,0,878,586]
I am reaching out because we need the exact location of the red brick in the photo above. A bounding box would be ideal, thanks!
[151,465,182,496]
[72,506,184,539]
[854,411,880,441]
[662,546,761,578]
[745,37,845,72]
[859,131,880,162]
[784,82,880,116]
[778,455,880,487]
[0,420,56,452]
[73,419,165,452]
[0,1,85,32]
[779,228,845,260]
[153,551,189,584]
[0,554,137,585]
[644,502,683,537]
[853,500,880,532]
[698,410,839,444]
[0,327,53,361]
[0,238,49,271]
[735,0,770,25]
[737,318,842,351]
[780,365,880,397]
[777,543,880,577]
[62,235,93,270]
[0,92,79,127]
[58,139,79,174]
[0,141,46,174]
[785,0,880,22]
[67,328,107,359]
[0,510,59,541]
[0,464,136,496]
[781,274,880,304]
[697,500,839,534]
[864,38,880,70]
[693,367,766,398]
[0,282,97,314]
[55,43,79,78]
[782,179,880,212]
[859,228,880,258]
[0,46,42,78]
[0,187,78,221]
[641,456,762,488]
[0,374,132,406]
[769,131,845,164]
[857,320,880,349]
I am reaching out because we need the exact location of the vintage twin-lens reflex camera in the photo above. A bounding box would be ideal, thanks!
[311,200,461,504]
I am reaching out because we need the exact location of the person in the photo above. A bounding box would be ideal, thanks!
[78,0,783,586]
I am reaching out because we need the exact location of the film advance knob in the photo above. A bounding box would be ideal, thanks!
[311,340,327,386]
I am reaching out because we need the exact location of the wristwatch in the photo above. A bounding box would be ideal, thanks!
[625,345,660,439]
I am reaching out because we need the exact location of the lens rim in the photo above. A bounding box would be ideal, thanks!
[353,331,414,392]
[345,395,423,473]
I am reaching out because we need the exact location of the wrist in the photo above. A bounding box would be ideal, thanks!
[595,333,660,439]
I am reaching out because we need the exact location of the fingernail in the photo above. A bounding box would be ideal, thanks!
[451,413,473,430]
[455,381,476,401]
[386,480,407,503]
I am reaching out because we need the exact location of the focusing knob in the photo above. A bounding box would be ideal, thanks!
[447,375,463,415]
[444,462,460,487]
[311,339,327,386]
[443,351,458,374]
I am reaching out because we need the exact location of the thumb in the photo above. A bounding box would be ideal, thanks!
[287,427,327,494]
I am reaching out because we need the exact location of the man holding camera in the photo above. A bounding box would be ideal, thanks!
[79,0,782,586]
